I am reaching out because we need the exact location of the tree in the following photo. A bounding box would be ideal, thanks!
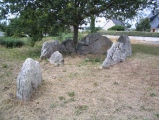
[0,22,7,32]
[1,0,154,45]
[136,18,151,32]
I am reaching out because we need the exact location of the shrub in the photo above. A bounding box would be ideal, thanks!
[108,25,125,31]
[0,37,25,48]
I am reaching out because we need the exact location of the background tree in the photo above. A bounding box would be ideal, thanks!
[108,25,125,31]
[1,0,154,45]
[136,18,151,32]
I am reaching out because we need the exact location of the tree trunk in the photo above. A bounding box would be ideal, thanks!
[73,25,78,45]
[90,15,95,33]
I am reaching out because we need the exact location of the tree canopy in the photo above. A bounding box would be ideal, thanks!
[0,0,155,45]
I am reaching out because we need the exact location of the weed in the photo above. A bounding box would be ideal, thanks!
[84,57,102,64]
[84,58,90,62]
[60,98,75,107]
[59,96,65,100]
[63,98,76,104]
[2,64,8,68]
[140,105,153,111]
[67,92,75,97]
[113,81,119,85]
[155,113,159,118]
[93,82,98,87]
[68,72,78,79]
[50,103,57,109]
[150,93,157,97]
[74,105,88,116]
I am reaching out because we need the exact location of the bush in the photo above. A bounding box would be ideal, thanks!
[0,37,25,48]
[108,25,125,31]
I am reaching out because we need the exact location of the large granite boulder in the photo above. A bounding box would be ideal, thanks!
[40,40,60,60]
[118,35,132,56]
[59,39,75,54]
[102,42,126,68]
[49,51,64,66]
[76,33,112,55]
[17,58,42,101]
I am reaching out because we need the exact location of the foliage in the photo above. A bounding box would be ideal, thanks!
[0,37,25,48]
[0,22,7,32]
[74,105,88,116]
[136,18,151,32]
[5,18,22,37]
[108,25,125,31]
[90,15,96,33]
[1,0,152,45]
[52,32,86,42]
[99,31,159,37]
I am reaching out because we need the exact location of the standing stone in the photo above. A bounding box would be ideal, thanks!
[49,51,64,66]
[17,58,42,101]
[59,39,75,54]
[77,33,112,55]
[102,42,126,68]
[118,34,132,56]
[40,40,60,60]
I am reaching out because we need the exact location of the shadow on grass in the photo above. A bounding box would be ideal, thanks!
[132,44,159,56]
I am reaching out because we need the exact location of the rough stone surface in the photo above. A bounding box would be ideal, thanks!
[102,42,126,68]
[17,58,42,101]
[49,51,64,66]
[118,34,132,56]
[40,40,59,59]
[77,33,112,55]
[59,39,75,54]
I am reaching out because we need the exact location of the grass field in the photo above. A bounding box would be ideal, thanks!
[0,37,159,120]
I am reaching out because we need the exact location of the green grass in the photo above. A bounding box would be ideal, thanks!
[2,64,8,68]
[132,44,159,56]
[93,82,98,87]
[63,98,76,104]
[50,103,57,109]
[83,56,105,65]
[67,92,75,97]
[51,32,86,42]
[150,93,157,97]
[155,113,159,118]
[0,41,41,61]
[74,105,88,116]
[59,96,66,101]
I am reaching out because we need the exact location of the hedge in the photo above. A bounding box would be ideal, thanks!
[98,31,159,37]
[0,37,25,48]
